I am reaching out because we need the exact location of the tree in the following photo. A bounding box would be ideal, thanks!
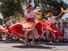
[34,0,68,18]
[0,0,68,19]
[1,0,24,18]
[45,0,68,15]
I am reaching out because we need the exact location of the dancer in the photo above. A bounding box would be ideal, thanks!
[5,17,12,30]
[32,9,64,43]
[22,4,39,46]
[42,11,64,43]
[9,4,37,46]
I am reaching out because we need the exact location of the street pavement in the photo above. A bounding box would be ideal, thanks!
[0,42,68,51]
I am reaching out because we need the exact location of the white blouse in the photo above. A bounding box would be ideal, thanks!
[6,20,12,26]
[25,10,35,18]
[48,16,56,23]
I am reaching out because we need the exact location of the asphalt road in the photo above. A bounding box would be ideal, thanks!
[0,42,68,51]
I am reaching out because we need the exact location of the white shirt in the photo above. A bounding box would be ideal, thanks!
[6,20,12,26]
[48,16,56,23]
[25,10,35,18]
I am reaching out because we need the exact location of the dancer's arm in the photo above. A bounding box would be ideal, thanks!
[55,12,65,19]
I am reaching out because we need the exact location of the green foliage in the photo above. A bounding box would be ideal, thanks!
[44,0,68,15]
[0,0,68,18]
[1,0,24,17]
[36,0,68,19]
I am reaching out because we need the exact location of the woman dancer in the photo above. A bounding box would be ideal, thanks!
[9,4,37,46]
[42,11,64,43]
[35,9,64,43]
[23,4,36,45]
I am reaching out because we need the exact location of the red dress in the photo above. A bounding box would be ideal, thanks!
[40,18,64,40]
[35,21,43,39]
[8,19,43,39]
[9,10,36,37]
[21,18,35,31]
[9,10,35,36]
[9,23,24,37]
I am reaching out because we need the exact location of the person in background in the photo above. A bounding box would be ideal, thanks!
[5,17,13,29]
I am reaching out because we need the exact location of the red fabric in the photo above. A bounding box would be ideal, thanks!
[35,22,43,39]
[49,23,64,39]
[9,18,35,37]
[9,23,24,37]
[40,20,58,32]
[40,20,64,40]
[21,18,35,31]
[26,18,35,22]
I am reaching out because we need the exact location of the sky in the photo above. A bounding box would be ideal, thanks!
[0,0,68,19]
[62,0,68,19]
[0,13,3,19]
[63,0,68,4]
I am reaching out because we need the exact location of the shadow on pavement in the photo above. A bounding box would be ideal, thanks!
[42,42,68,46]
[12,45,53,49]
